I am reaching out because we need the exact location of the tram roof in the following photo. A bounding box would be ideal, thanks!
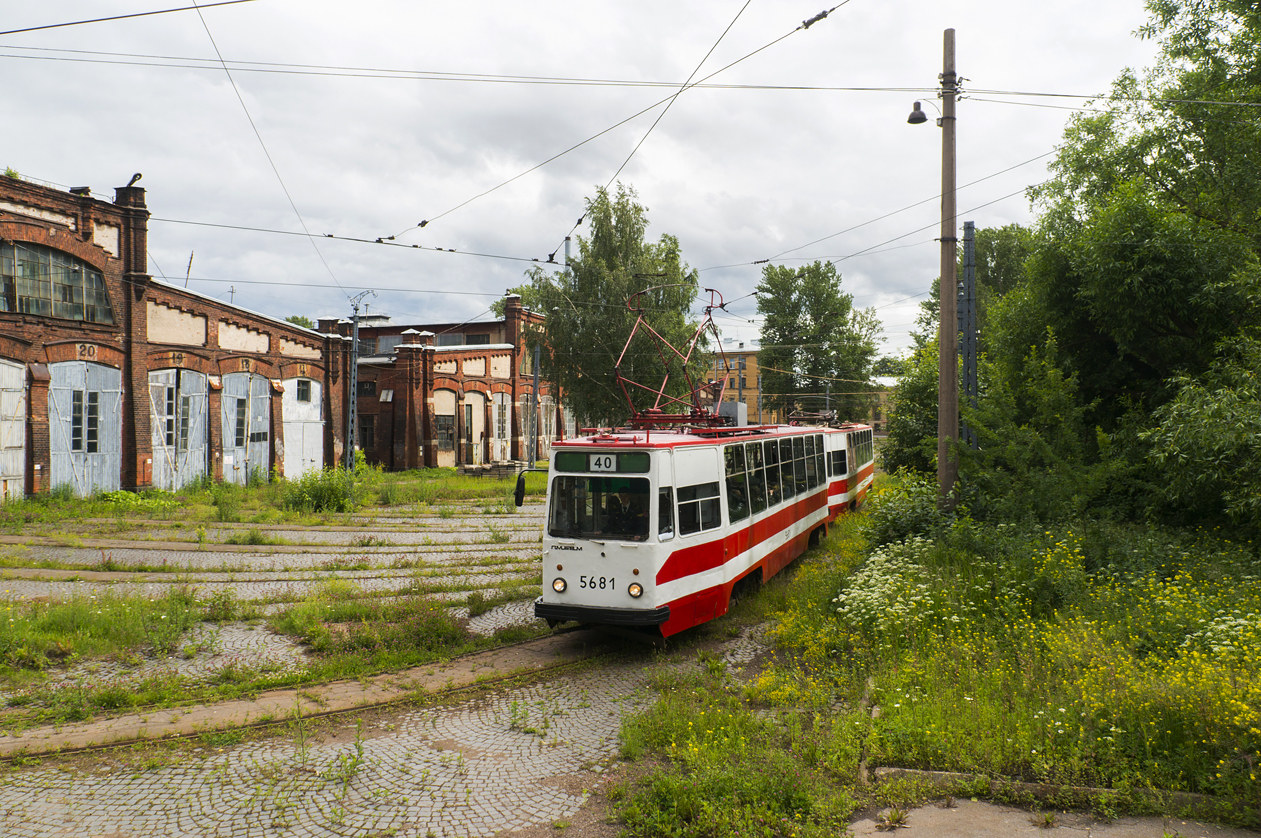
[554,422,871,450]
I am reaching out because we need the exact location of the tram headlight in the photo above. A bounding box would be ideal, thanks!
[552,577,567,593]
[628,582,644,599]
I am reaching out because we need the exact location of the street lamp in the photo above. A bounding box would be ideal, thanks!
[908,28,959,507]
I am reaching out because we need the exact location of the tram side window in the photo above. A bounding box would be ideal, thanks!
[814,434,825,487]
[658,487,674,541]
[779,439,794,501]
[745,441,768,514]
[832,448,847,476]
[724,445,750,523]
[764,440,782,507]
[803,435,818,489]
[678,482,721,535]
[792,436,808,496]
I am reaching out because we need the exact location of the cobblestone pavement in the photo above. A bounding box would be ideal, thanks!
[0,600,546,704]
[0,626,769,838]
[0,500,549,700]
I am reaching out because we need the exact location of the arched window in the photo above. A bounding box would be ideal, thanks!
[0,242,114,324]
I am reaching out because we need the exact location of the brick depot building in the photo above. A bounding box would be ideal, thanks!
[0,174,347,497]
[318,297,565,472]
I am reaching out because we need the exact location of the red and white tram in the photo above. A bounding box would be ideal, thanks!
[533,421,875,636]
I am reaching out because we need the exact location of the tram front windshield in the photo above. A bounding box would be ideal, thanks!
[549,476,651,540]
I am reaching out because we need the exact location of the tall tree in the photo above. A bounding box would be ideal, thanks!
[968,0,1261,522]
[284,314,315,329]
[1033,0,1261,245]
[909,223,1035,350]
[756,261,881,422]
[520,184,702,425]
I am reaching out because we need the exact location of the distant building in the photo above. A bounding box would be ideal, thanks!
[0,173,345,496]
[708,339,782,425]
[318,295,563,471]
[709,338,891,430]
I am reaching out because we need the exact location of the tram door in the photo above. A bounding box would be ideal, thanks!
[0,360,25,499]
[149,369,208,491]
[49,361,122,496]
[221,372,271,484]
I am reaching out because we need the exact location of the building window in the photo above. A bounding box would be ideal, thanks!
[234,398,248,448]
[69,390,101,453]
[359,415,375,450]
[435,415,455,450]
[465,333,490,345]
[496,400,508,439]
[296,379,312,403]
[436,333,464,347]
[178,395,192,452]
[1,242,114,324]
[379,389,394,403]
[357,380,376,397]
[71,390,83,451]
[163,386,176,447]
[86,393,99,453]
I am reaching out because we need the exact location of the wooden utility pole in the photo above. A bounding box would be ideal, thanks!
[937,28,959,506]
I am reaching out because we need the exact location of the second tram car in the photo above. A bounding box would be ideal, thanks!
[533,422,874,637]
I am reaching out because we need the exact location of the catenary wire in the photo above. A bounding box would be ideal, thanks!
[402,1,855,244]
[0,1,254,37]
[190,1,350,301]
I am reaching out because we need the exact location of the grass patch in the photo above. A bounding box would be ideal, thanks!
[617,478,1261,831]
[221,528,289,546]
[267,580,483,663]
[0,588,206,673]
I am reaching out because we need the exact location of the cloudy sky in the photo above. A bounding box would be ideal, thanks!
[3,0,1159,357]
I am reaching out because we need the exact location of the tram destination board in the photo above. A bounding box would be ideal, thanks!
[554,451,649,473]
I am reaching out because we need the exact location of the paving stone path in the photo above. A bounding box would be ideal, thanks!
[0,625,770,837]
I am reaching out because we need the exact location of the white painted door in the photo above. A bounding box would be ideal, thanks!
[282,377,323,478]
[434,388,456,468]
[221,372,271,485]
[491,392,510,462]
[465,391,486,466]
[539,395,555,461]
[149,369,208,491]
[0,360,25,499]
[49,361,122,496]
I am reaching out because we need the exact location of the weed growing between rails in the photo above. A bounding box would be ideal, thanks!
[0,465,548,533]
[616,477,1261,834]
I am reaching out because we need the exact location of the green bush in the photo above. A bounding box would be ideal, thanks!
[859,473,950,546]
[281,467,360,513]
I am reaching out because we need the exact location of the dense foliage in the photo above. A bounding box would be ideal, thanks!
[882,0,1261,535]
[756,261,881,422]
[619,487,1260,831]
[517,184,704,425]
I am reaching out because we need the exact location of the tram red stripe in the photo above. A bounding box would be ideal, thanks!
[659,532,810,637]
[655,491,827,585]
